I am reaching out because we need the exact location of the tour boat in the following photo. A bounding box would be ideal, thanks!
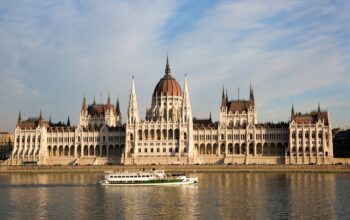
[99,169,198,186]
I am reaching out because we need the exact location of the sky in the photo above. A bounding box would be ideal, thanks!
[0,0,349,131]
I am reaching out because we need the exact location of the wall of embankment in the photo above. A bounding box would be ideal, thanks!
[0,164,350,173]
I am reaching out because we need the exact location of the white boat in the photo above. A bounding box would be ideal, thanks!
[99,169,198,186]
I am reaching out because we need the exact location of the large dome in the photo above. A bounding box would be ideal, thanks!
[152,57,182,97]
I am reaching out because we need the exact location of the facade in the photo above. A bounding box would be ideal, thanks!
[9,57,334,165]
[0,132,13,160]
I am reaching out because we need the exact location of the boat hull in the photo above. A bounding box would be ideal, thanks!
[99,177,198,186]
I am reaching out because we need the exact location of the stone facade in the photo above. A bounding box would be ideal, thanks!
[9,57,334,165]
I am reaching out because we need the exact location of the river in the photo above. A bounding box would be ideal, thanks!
[0,172,349,219]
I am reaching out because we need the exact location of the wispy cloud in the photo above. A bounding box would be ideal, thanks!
[0,0,349,130]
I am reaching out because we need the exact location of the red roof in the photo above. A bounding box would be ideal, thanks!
[153,74,182,97]
[87,104,118,117]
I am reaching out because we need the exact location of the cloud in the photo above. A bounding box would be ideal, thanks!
[0,0,349,130]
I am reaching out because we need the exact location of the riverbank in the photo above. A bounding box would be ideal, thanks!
[1,164,350,173]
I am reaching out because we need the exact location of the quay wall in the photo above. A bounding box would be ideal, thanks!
[0,164,349,173]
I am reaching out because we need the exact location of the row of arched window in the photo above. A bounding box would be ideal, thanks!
[16,135,41,143]
[132,129,182,141]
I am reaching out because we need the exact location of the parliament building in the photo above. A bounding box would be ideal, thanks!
[9,58,334,165]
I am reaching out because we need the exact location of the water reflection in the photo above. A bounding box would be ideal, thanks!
[0,173,349,219]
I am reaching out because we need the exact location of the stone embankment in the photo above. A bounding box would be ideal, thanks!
[0,164,350,173]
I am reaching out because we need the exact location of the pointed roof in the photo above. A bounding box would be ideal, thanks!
[107,93,111,106]
[17,111,22,126]
[116,98,120,115]
[67,115,71,126]
[249,83,254,101]
[82,95,87,112]
[18,111,22,122]
[221,86,226,108]
[39,110,43,120]
[165,55,171,75]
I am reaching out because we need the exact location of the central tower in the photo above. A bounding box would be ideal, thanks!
[146,56,183,122]
[125,56,194,165]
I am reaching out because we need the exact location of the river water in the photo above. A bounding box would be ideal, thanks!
[0,172,349,220]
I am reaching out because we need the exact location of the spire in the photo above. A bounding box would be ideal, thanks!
[18,111,22,122]
[17,111,22,126]
[39,110,43,120]
[165,55,171,75]
[291,104,295,119]
[82,95,87,112]
[182,74,192,123]
[127,76,139,124]
[93,95,96,105]
[49,116,52,124]
[116,98,120,114]
[238,84,240,100]
[67,115,70,126]
[226,89,228,102]
[250,83,254,101]
[209,112,212,122]
[318,103,321,112]
[221,86,226,107]
[107,92,111,106]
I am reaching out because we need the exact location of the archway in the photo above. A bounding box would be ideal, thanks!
[89,145,94,156]
[234,143,240,154]
[64,145,69,156]
[206,144,212,154]
[200,144,205,155]
[257,143,262,155]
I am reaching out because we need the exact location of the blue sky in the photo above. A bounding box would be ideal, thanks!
[0,0,349,131]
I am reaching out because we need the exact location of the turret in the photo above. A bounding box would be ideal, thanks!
[127,76,139,124]
[17,111,22,127]
[107,93,111,107]
[165,55,171,75]
[291,104,295,120]
[182,74,192,123]
[81,95,87,112]
[221,86,226,108]
[116,98,121,124]
[67,115,71,126]
[249,83,254,102]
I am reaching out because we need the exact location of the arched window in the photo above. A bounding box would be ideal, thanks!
[175,129,179,139]
[318,132,323,139]
[138,130,142,140]
[168,129,173,140]
[130,133,134,141]
[157,129,161,140]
